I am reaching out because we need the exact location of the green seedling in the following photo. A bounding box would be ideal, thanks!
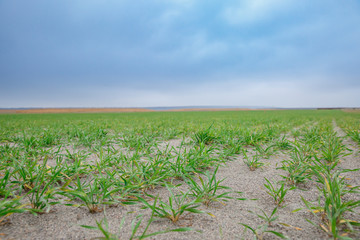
[65,149,89,162]
[120,158,169,193]
[243,151,265,171]
[274,137,293,150]
[291,141,315,163]
[278,158,311,186]
[248,207,279,227]
[99,169,141,205]
[186,143,220,170]
[60,176,120,213]
[346,129,360,145]
[239,222,287,240]
[12,158,40,191]
[291,129,301,139]
[301,171,360,239]
[219,135,243,156]
[223,143,242,156]
[186,166,245,207]
[169,145,200,178]
[82,208,193,240]
[131,158,170,191]
[320,134,349,163]
[0,169,13,197]
[241,128,271,146]
[39,130,61,147]
[193,125,216,145]
[27,162,62,213]
[62,150,90,178]
[264,178,291,206]
[308,155,351,180]
[0,194,29,225]
[254,144,275,159]
[138,184,205,223]
[21,133,38,150]
[122,134,151,151]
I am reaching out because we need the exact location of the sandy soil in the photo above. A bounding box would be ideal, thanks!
[1,122,359,239]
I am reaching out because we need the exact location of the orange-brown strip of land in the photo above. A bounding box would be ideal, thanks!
[0,108,154,114]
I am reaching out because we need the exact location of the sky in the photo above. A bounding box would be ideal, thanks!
[1,0,360,108]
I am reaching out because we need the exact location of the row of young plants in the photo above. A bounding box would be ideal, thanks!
[0,142,247,238]
[278,120,359,239]
[0,110,313,149]
[0,111,310,239]
[336,116,360,145]
[0,110,359,239]
[234,119,360,239]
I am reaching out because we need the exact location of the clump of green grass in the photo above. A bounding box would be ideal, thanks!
[264,178,292,207]
[243,150,265,171]
[0,194,29,225]
[274,137,293,150]
[302,170,360,239]
[278,158,310,186]
[346,129,360,145]
[138,184,205,223]
[320,133,349,163]
[254,144,275,159]
[60,176,123,213]
[193,125,216,145]
[0,169,13,197]
[186,166,245,207]
[81,209,193,240]
[26,161,63,213]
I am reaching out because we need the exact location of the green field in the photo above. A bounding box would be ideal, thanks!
[1,110,360,239]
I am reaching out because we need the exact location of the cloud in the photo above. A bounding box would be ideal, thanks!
[2,75,358,108]
[0,1,360,107]
[221,0,297,25]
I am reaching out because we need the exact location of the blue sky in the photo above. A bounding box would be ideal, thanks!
[1,0,360,108]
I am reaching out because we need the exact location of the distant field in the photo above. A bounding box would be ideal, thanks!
[0,108,154,114]
[2,107,358,114]
[0,107,271,114]
[0,110,359,239]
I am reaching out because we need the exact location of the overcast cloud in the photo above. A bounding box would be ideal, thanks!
[1,0,359,108]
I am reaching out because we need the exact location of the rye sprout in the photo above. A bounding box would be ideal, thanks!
[0,194,29,225]
[248,207,279,227]
[239,222,287,240]
[346,129,360,145]
[186,166,245,207]
[60,176,120,213]
[320,133,349,163]
[193,125,216,145]
[274,137,293,150]
[264,178,292,207]
[254,144,275,159]
[26,161,62,213]
[12,158,40,191]
[82,209,193,240]
[278,158,311,186]
[0,169,13,197]
[301,171,360,239]
[138,184,204,223]
[243,151,265,171]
